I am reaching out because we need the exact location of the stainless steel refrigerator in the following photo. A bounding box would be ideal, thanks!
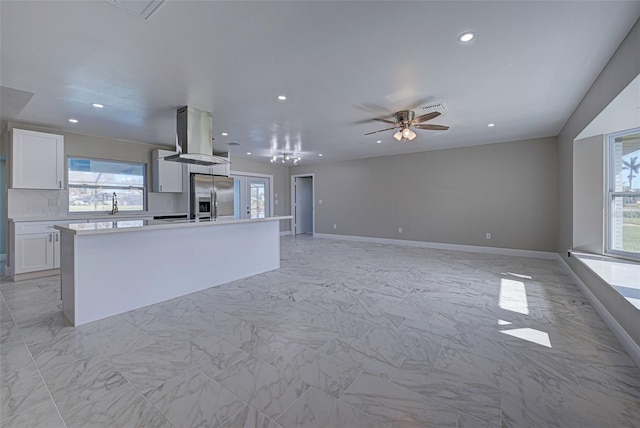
[190,173,235,220]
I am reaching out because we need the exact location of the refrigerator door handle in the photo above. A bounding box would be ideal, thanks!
[212,189,216,220]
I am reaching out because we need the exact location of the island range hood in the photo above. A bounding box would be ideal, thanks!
[164,106,229,166]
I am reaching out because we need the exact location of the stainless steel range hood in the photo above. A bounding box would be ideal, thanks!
[164,106,229,166]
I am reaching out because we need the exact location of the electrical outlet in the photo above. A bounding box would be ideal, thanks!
[48,198,60,207]
[333,224,337,230]
[398,227,403,234]
[486,232,492,240]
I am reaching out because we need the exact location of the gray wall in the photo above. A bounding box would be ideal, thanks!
[558,18,640,258]
[292,136,558,252]
[573,135,605,254]
[230,156,291,232]
[557,18,640,356]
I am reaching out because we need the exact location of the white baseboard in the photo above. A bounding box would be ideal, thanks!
[557,256,640,368]
[279,230,292,236]
[313,233,558,259]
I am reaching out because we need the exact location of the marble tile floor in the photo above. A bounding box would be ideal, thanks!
[1,235,639,427]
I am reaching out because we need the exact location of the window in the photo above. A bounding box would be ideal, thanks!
[68,158,146,212]
[607,128,640,260]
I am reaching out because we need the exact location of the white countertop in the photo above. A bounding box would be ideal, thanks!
[55,216,292,236]
[9,211,186,222]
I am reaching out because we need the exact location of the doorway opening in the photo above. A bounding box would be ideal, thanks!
[291,174,314,235]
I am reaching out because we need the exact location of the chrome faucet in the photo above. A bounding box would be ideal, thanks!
[110,192,118,215]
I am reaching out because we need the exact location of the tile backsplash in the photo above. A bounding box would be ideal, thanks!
[8,189,68,218]
[8,189,181,219]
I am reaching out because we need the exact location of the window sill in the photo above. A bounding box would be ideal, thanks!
[570,251,640,310]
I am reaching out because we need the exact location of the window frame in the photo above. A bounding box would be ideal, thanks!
[605,128,640,262]
[67,156,147,213]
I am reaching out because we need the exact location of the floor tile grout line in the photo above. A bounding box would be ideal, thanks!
[111,366,178,428]
[21,336,70,428]
[431,344,445,367]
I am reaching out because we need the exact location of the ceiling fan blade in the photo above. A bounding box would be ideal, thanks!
[364,126,398,136]
[414,124,450,131]
[411,111,441,124]
[372,118,398,125]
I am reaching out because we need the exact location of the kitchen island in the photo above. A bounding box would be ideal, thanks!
[55,216,291,326]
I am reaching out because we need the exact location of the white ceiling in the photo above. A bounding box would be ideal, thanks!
[1,1,639,164]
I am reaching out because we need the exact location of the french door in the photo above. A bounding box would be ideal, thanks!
[232,174,271,219]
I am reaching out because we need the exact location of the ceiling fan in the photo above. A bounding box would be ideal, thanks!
[364,110,449,141]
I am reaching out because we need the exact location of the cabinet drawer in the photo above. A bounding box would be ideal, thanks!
[15,222,58,235]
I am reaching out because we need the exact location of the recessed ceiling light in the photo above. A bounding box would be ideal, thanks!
[92,103,104,108]
[277,95,287,101]
[68,118,78,123]
[487,123,495,127]
[376,140,382,144]
[318,153,323,157]
[221,132,228,136]
[246,152,252,155]
[458,32,475,42]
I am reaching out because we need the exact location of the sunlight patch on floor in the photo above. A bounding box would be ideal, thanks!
[500,328,552,348]
[499,278,529,315]
[502,272,533,280]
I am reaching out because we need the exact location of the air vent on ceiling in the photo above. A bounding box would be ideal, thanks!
[227,142,241,147]
[106,0,165,20]
[421,102,446,114]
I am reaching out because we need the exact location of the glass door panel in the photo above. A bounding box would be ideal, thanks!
[232,175,270,220]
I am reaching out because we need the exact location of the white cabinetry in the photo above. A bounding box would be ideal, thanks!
[152,149,183,193]
[13,222,61,275]
[188,158,230,176]
[11,128,65,189]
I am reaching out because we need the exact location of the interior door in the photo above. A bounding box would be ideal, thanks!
[294,177,313,234]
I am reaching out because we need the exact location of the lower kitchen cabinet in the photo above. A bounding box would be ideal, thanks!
[14,232,58,273]
[11,221,63,278]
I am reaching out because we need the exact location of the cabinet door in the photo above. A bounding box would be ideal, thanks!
[210,162,230,177]
[153,157,183,192]
[12,129,64,189]
[188,164,210,175]
[15,233,54,274]
[53,232,61,269]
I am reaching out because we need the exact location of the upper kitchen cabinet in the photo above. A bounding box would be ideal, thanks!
[210,160,230,176]
[11,128,64,189]
[188,155,231,176]
[152,149,183,192]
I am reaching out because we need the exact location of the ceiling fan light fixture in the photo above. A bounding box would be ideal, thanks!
[402,128,412,139]
[393,131,402,141]
[408,130,417,141]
